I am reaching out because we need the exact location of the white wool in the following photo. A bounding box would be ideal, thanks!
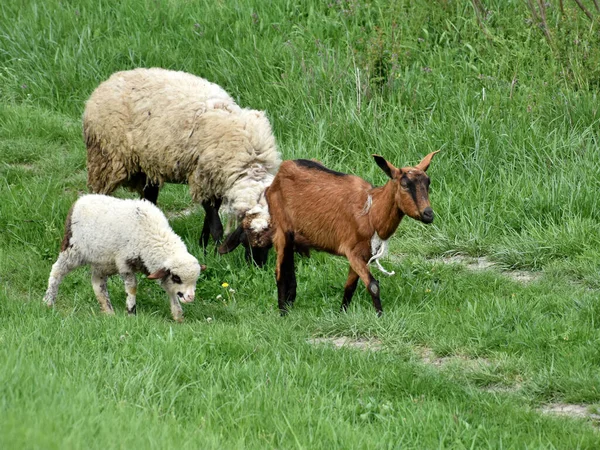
[368,233,395,276]
[43,194,202,320]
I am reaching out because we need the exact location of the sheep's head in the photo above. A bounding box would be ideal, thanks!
[218,208,273,267]
[148,254,204,303]
[373,151,439,224]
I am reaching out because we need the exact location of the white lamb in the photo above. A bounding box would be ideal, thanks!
[43,194,203,322]
[83,68,281,266]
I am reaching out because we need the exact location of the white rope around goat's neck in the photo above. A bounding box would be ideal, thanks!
[368,234,396,276]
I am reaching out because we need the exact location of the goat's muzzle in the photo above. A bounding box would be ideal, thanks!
[421,207,434,224]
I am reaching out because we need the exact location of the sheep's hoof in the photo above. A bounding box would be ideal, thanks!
[174,316,184,323]
[102,309,115,315]
[127,305,137,315]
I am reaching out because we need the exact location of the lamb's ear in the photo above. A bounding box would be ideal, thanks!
[218,225,247,255]
[148,268,170,280]
[415,150,440,172]
[372,155,397,179]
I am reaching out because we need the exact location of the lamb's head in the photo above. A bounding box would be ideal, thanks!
[218,204,273,267]
[148,254,204,304]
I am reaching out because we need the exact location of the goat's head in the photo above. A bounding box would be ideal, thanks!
[373,151,439,224]
[218,211,273,267]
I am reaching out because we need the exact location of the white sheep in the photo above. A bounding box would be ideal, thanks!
[83,68,281,266]
[43,194,204,322]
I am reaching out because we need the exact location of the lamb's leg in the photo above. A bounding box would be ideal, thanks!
[346,252,382,316]
[275,231,296,315]
[200,197,224,248]
[121,272,137,315]
[91,267,114,314]
[170,296,184,323]
[340,267,360,312]
[43,250,82,307]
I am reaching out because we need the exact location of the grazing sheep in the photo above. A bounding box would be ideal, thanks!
[43,194,204,322]
[83,68,281,266]
[265,152,439,316]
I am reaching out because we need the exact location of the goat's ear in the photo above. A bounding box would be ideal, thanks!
[148,268,170,280]
[218,225,246,255]
[372,155,396,179]
[415,150,440,172]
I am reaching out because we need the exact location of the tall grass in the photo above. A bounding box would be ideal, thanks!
[1,0,600,447]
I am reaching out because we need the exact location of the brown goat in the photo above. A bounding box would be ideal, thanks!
[265,152,439,316]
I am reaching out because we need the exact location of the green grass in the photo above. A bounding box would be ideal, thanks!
[2,0,600,447]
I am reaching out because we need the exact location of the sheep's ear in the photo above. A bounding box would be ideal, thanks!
[218,225,247,255]
[372,155,396,179]
[415,150,440,172]
[148,268,170,280]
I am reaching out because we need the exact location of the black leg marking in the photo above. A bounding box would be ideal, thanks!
[127,304,137,315]
[201,198,224,249]
[341,273,359,312]
[367,273,383,316]
[277,232,297,315]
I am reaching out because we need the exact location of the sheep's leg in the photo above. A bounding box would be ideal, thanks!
[169,296,184,323]
[346,253,382,316]
[142,182,160,205]
[43,250,82,307]
[121,272,138,315]
[340,267,360,312]
[200,198,224,248]
[275,231,296,315]
[91,268,114,315]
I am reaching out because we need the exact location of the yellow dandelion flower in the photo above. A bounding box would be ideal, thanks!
[221,282,229,288]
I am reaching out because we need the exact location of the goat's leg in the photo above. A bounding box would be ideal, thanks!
[200,198,224,248]
[91,267,114,314]
[340,267,360,312]
[43,250,82,307]
[120,272,138,315]
[275,231,296,315]
[346,253,382,316]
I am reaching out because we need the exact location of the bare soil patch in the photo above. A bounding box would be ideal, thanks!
[308,336,382,351]
[165,206,196,219]
[540,403,600,422]
[436,254,541,284]
[417,346,492,369]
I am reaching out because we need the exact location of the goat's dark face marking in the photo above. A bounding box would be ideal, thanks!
[373,151,439,224]
[396,169,433,223]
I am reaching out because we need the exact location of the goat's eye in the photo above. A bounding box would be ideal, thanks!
[400,177,409,188]
[171,275,182,284]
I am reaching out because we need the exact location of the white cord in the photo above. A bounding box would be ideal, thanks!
[368,234,395,276]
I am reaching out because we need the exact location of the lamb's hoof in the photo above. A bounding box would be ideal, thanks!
[127,305,137,315]
[102,309,115,315]
[174,316,184,323]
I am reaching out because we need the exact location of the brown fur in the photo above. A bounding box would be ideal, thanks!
[266,152,439,315]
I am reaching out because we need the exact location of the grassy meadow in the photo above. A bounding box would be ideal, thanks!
[2,0,600,447]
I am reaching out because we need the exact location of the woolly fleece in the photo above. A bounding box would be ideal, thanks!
[84,68,280,231]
